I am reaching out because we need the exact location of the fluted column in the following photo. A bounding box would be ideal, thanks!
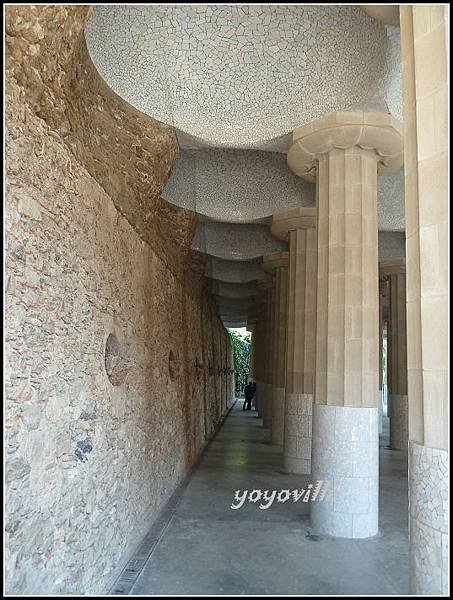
[263,280,276,429]
[401,6,448,594]
[378,277,388,435]
[253,293,267,418]
[262,252,289,446]
[380,261,408,450]
[271,208,317,473]
[246,320,256,382]
[256,279,274,426]
[287,110,403,538]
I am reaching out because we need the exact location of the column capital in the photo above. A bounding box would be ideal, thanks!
[261,251,289,273]
[270,207,317,241]
[287,111,404,182]
[379,258,406,277]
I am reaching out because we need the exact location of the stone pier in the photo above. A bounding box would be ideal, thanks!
[262,252,289,446]
[271,208,317,474]
[287,110,403,537]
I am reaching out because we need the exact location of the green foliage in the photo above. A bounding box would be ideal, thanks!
[228,328,251,396]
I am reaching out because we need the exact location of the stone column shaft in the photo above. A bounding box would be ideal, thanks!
[287,110,403,539]
[255,279,274,425]
[272,266,288,445]
[263,252,289,446]
[378,277,387,435]
[263,283,276,428]
[385,265,408,450]
[246,320,257,382]
[254,298,267,418]
[316,147,380,409]
[285,227,317,472]
[271,209,317,474]
[401,6,448,593]
[312,146,380,539]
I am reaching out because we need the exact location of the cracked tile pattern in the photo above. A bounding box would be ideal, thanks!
[311,405,379,538]
[206,257,267,284]
[85,5,396,148]
[284,393,313,475]
[192,221,286,260]
[162,149,314,222]
[409,441,448,595]
[378,168,405,231]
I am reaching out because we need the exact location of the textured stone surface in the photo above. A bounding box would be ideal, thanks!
[409,441,449,595]
[85,5,396,147]
[5,5,234,595]
[5,5,197,273]
[311,405,379,538]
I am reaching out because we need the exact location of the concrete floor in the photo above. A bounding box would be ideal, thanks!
[128,403,409,595]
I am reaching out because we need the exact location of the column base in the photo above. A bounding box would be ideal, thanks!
[271,387,285,446]
[283,393,312,474]
[409,441,448,595]
[389,394,408,450]
[311,404,379,539]
[263,383,272,429]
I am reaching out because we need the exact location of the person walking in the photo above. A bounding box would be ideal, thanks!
[243,381,255,411]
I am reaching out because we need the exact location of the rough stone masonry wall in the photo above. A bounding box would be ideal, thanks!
[5,6,234,595]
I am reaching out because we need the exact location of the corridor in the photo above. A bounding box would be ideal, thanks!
[5,5,448,595]
[120,402,409,596]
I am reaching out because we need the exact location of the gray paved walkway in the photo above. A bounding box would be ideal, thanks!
[129,403,409,595]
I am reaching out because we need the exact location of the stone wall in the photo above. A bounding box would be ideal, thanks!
[5,6,234,595]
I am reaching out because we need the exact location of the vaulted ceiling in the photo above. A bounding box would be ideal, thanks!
[85,5,405,327]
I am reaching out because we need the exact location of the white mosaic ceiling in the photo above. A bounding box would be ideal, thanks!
[206,257,268,284]
[85,5,401,148]
[209,280,258,300]
[378,168,405,231]
[162,149,315,222]
[192,221,286,260]
[165,149,404,230]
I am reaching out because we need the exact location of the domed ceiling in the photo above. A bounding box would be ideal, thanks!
[85,4,400,147]
[162,149,315,221]
[85,5,405,327]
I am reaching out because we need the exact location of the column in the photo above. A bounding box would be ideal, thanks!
[401,6,448,594]
[246,320,256,382]
[253,294,267,418]
[287,110,403,538]
[263,280,276,429]
[262,252,289,446]
[378,277,387,435]
[271,208,317,473]
[255,279,274,425]
[380,261,408,450]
